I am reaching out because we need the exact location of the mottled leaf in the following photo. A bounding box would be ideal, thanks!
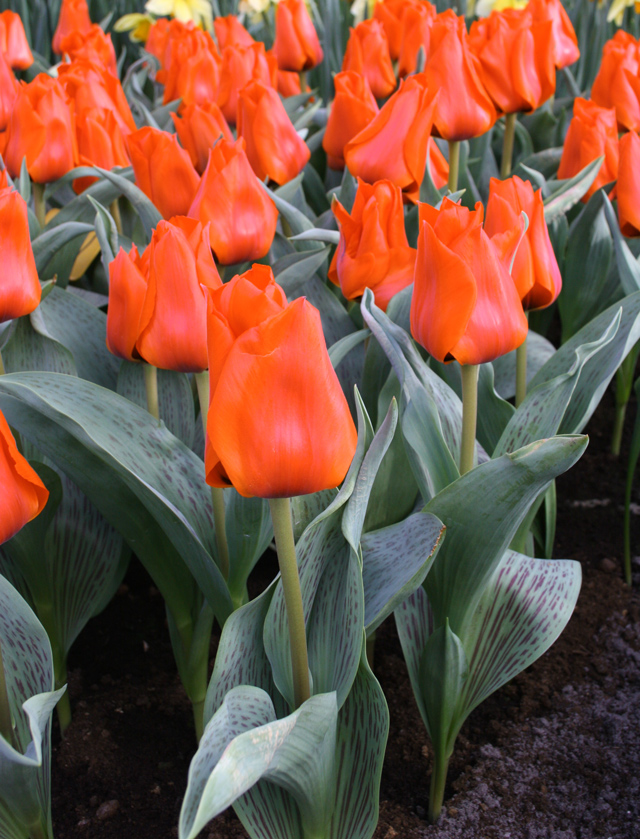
[543,156,603,222]
[491,331,556,401]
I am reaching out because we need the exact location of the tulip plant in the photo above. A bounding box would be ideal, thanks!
[1,0,640,836]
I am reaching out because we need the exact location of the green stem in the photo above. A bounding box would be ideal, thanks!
[428,749,450,823]
[299,70,307,92]
[32,182,46,229]
[268,497,310,709]
[501,112,517,179]
[110,199,123,235]
[611,401,627,458]
[447,140,460,193]
[195,371,230,581]
[144,364,160,421]
[0,639,14,747]
[0,347,5,375]
[460,364,478,475]
[515,333,528,408]
[55,670,71,736]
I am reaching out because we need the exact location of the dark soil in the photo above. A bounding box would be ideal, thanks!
[51,386,640,839]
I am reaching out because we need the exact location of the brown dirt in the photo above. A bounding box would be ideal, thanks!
[51,385,640,839]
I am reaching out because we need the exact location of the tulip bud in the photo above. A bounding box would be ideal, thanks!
[591,31,640,133]
[214,15,255,50]
[557,98,619,202]
[615,129,640,237]
[0,49,18,131]
[273,0,324,72]
[323,71,379,170]
[52,0,92,55]
[0,10,33,69]
[528,0,579,69]
[397,1,436,78]
[172,102,233,175]
[0,183,41,323]
[342,20,397,100]
[217,42,278,125]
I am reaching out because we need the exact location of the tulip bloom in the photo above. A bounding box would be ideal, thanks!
[107,217,221,372]
[615,130,640,237]
[397,1,437,78]
[74,107,131,193]
[161,43,222,107]
[2,74,77,183]
[423,11,496,142]
[277,69,303,97]
[273,0,324,72]
[57,24,118,74]
[557,98,619,202]
[52,0,92,55]
[0,183,41,323]
[344,73,438,203]
[217,42,278,125]
[323,71,379,170]
[373,0,419,60]
[0,410,49,546]
[214,15,255,49]
[127,127,200,219]
[528,0,579,69]
[411,198,528,365]
[206,296,358,498]
[237,80,310,185]
[427,138,449,189]
[591,31,640,133]
[468,9,555,115]
[485,175,562,310]
[188,139,279,265]
[0,49,18,131]
[329,179,417,310]
[57,59,136,137]
[342,20,396,100]
[171,102,233,174]
[0,10,33,69]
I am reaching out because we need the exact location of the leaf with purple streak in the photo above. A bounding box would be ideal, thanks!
[0,575,65,836]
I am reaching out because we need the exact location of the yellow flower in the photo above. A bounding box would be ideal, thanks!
[350,0,379,24]
[607,0,636,23]
[474,0,528,15]
[238,0,279,22]
[144,0,213,27]
[114,13,154,41]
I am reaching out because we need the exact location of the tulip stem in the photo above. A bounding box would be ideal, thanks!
[447,141,460,193]
[144,364,160,421]
[32,182,46,229]
[269,497,310,710]
[460,363,478,475]
[299,70,307,92]
[428,749,450,823]
[515,334,528,408]
[0,348,5,376]
[0,639,15,747]
[501,112,517,179]
[195,371,230,581]
[110,199,123,235]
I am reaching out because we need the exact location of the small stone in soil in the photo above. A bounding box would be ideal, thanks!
[599,558,617,573]
[96,800,120,821]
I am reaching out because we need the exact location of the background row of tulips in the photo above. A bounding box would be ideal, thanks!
[1,0,640,837]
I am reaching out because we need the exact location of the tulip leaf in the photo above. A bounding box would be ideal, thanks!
[273,246,330,296]
[94,167,162,240]
[543,156,604,222]
[225,491,273,609]
[87,195,118,274]
[43,176,121,229]
[419,620,468,752]
[530,290,640,435]
[0,574,65,836]
[424,435,587,639]
[361,511,445,635]
[180,688,338,839]
[491,331,556,400]
[117,360,196,448]
[262,180,315,238]
[32,222,95,275]
[1,317,77,378]
[328,329,370,370]
[288,228,340,245]
[603,194,640,295]
[291,490,337,542]
[0,373,233,628]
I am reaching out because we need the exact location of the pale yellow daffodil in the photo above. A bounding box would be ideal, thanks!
[350,0,379,24]
[474,0,528,16]
[607,0,640,24]
[144,0,213,28]
[238,0,279,23]
[113,13,154,41]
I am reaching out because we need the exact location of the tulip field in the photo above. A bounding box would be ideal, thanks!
[1,0,640,835]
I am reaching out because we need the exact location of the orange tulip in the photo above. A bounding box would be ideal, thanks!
[468,9,555,115]
[329,179,416,311]
[127,127,200,219]
[52,0,92,55]
[145,18,173,66]
[557,98,619,202]
[0,410,49,546]
[217,42,278,124]
[343,73,438,203]
[410,198,528,365]
[485,175,562,310]
[161,42,222,107]
[2,74,77,183]
[57,24,118,74]
[277,68,303,97]
[171,102,233,174]
[237,79,310,185]
[107,217,221,372]
[0,10,33,69]
[424,10,496,142]
[591,31,640,133]
[73,107,131,193]
[206,296,357,498]
[342,20,396,100]
[58,59,136,137]
[615,130,640,237]
[214,15,254,50]
[323,71,379,170]
[427,137,449,189]
[188,138,279,265]
[0,182,41,323]
[273,0,324,72]
[0,48,18,131]
[397,1,437,78]
[528,0,579,69]
[373,0,419,60]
